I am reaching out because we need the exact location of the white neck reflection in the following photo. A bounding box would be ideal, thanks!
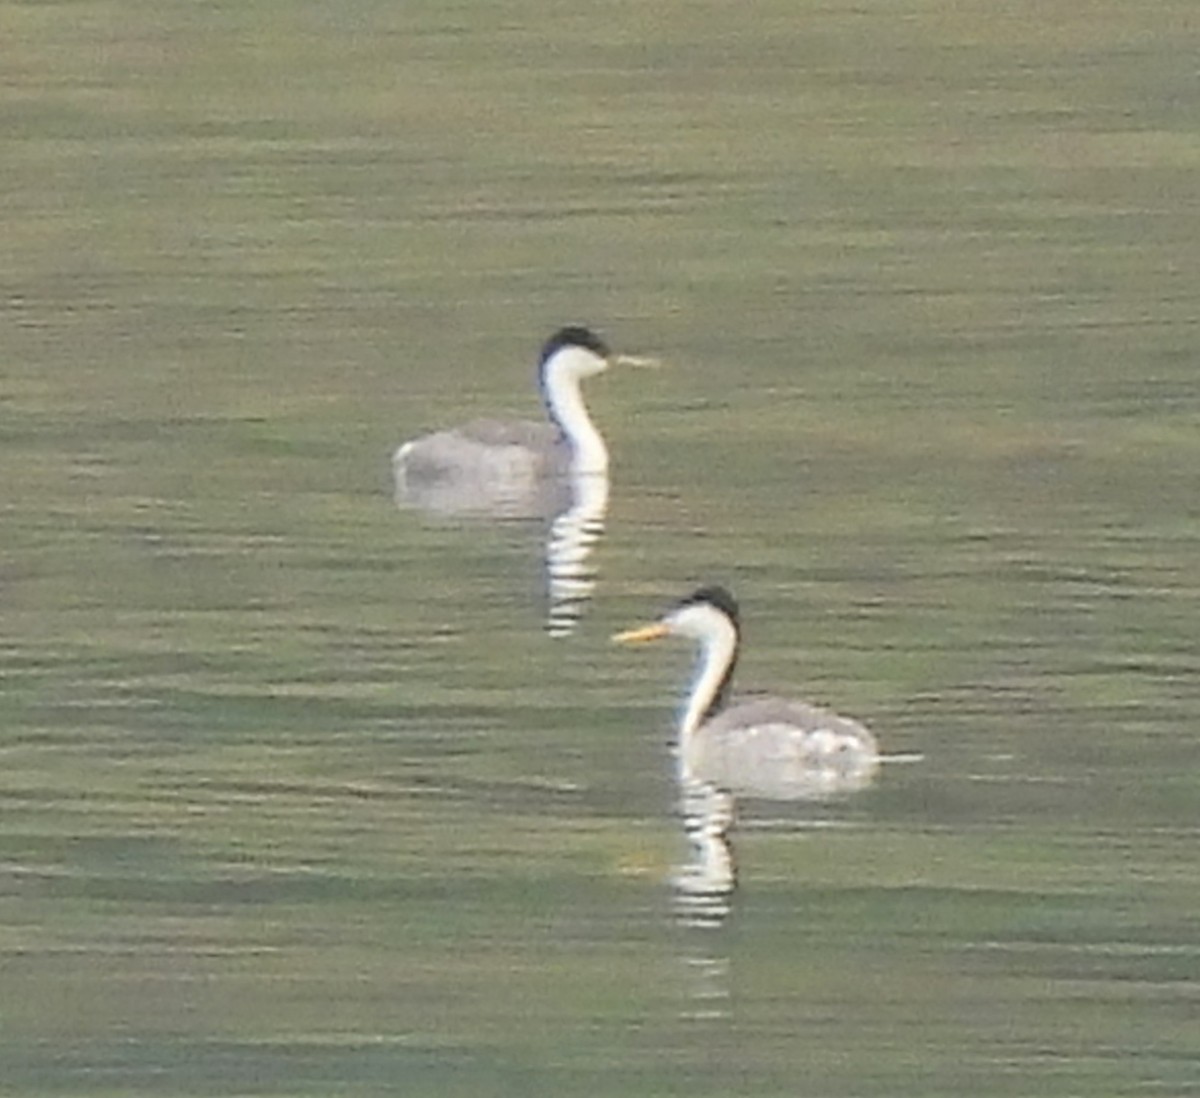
[544,468,609,638]
[673,776,736,930]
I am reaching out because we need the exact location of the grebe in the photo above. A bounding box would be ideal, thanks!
[393,326,654,519]
[614,585,880,800]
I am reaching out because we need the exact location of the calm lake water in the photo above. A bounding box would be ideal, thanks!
[3,2,1199,1095]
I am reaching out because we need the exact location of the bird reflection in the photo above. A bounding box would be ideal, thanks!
[672,775,735,1023]
[679,951,731,1022]
[544,468,609,638]
[393,460,611,637]
[673,776,736,929]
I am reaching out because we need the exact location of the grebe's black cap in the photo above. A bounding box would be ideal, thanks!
[675,585,741,629]
[539,326,611,366]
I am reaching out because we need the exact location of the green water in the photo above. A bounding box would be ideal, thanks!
[3,2,1199,1094]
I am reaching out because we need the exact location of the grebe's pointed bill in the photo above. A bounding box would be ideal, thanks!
[611,353,664,369]
[612,621,670,645]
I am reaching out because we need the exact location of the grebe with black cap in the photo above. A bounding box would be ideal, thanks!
[393,326,656,518]
[614,585,880,801]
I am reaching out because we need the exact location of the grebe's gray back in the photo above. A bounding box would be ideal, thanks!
[614,585,880,801]
[393,326,652,519]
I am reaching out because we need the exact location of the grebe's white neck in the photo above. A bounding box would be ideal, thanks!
[673,604,739,740]
[542,348,609,475]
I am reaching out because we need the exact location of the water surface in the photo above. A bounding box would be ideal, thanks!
[3,2,1199,1094]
